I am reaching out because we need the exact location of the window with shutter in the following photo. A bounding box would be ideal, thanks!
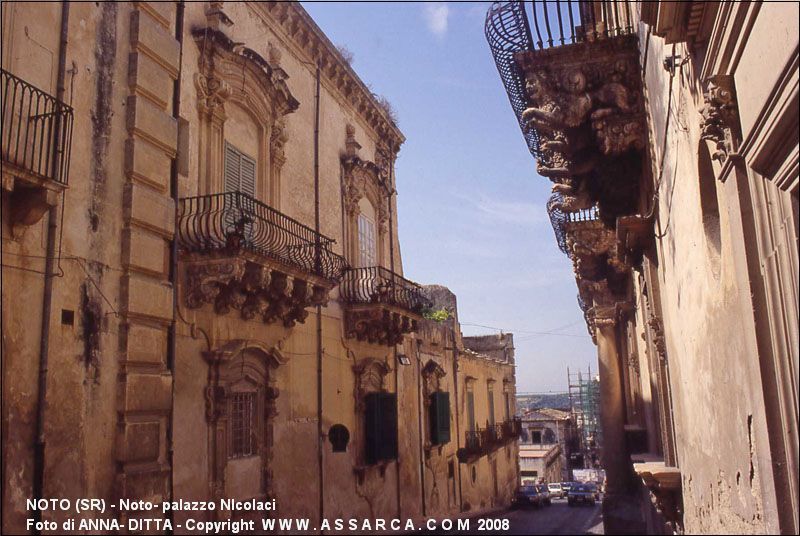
[466,391,476,432]
[363,391,398,464]
[224,141,257,197]
[487,384,495,425]
[378,393,398,461]
[357,213,377,267]
[429,391,451,445]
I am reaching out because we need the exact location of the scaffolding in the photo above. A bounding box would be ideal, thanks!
[568,366,602,470]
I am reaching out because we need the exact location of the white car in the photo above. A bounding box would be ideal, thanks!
[547,482,564,498]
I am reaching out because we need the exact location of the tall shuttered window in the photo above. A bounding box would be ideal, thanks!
[364,392,398,464]
[224,141,256,197]
[429,391,451,445]
[487,384,495,425]
[466,390,476,432]
[357,213,377,267]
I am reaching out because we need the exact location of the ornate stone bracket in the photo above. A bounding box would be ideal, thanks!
[516,36,645,223]
[635,464,683,533]
[700,74,741,168]
[345,306,419,347]
[184,257,331,328]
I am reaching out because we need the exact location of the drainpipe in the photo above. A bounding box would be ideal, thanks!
[451,328,463,510]
[167,1,185,529]
[387,148,402,519]
[33,2,69,531]
[312,62,324,528]
[416,340,426,517]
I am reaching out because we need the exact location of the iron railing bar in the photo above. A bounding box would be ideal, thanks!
[556,0,565,45]
[542,2,554,47]
[530,1,544,48]
[567,0,576,44]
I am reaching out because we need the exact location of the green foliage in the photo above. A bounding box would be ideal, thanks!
[422,307,451,323]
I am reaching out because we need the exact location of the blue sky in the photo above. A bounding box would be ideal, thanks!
[304,2,597,392]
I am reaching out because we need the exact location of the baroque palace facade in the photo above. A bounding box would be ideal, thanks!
[487,1,798,535]
[1,2,520,533]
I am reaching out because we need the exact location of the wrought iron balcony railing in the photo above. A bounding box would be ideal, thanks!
[340,266,431,314]
[177,191,347,282]
[485,1,635,157]
[1,68,73,185]
[460,418,521,462]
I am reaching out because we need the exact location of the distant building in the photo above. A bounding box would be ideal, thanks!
[519,408,578,482]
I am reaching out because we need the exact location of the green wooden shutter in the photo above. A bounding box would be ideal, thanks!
[364,393,381,465]
[378,392,398,461]
[224,142,241,193]
[429,392,451,445]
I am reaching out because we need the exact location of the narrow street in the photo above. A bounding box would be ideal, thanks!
[475,499,603,535]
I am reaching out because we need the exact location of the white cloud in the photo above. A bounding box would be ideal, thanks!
[423,3,450,38]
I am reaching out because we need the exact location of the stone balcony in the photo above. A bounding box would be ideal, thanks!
[340,266,432,346]
[487,1,652,324]
[176,191,347,327]
[457,418,522,463]
[1,68,73,228]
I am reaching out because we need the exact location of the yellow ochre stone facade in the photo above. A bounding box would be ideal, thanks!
[1,2,519,533]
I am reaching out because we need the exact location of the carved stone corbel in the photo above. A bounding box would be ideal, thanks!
[270,117,288,170]
[700,74,741,167]
[194,72,231,118]
[184,258,334,327]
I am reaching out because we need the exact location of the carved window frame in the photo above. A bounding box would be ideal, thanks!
[203,341,287,502]
[341,125,390,268]
[352,358,394,475]
[193,28,298,207]
[422,359,448,451]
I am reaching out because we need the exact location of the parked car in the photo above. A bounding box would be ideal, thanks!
[567,482,597,506]
[512,485,541,508]
[536,484,552,505]
[547,482,564,498]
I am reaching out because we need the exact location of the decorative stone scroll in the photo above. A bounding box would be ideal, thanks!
[700,74,741,166]
[184,257,330,328]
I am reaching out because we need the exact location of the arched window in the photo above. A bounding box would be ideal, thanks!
[543,427,556,444]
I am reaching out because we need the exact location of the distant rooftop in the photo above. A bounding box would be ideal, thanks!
[523,408,572,421]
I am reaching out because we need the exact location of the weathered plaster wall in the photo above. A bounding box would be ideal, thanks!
[635,4,799,531]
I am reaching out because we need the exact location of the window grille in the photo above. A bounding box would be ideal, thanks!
[229,391,257,458]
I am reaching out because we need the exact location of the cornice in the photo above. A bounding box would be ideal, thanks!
[251,1,406,152]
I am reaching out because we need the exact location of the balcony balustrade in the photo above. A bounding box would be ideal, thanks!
[340,266,432,346]
[1,68,73,226]
[177,191,347,327]
[458,418,521,463]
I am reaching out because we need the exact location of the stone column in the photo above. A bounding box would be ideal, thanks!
[594,304,645,534]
